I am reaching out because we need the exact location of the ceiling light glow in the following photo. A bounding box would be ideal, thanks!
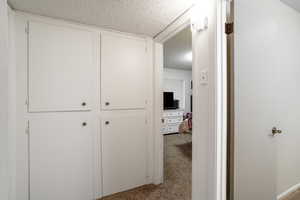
[184,52,193,62]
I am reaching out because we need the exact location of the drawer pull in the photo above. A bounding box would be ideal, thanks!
[82,122,87,126]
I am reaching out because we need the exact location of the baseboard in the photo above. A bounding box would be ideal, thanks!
[153,176,163,185]
[277,182,300,200]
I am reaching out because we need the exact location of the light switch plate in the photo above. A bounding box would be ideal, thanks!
[200,70,208,85]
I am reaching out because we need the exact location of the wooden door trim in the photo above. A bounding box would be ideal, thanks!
[226,0,235,199]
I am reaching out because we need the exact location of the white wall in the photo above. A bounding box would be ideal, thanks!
[0,0,10,200]
[235,0,300,198]
[191,0,218,199]
[163,68,192,113]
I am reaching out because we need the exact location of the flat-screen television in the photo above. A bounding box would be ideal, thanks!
[164,92,177,110]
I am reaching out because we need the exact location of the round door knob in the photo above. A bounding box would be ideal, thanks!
[82,102,87,106]
[272,127,282,136]
[82,122,87,126]
[105,121,110,125]
[105,102,110,106]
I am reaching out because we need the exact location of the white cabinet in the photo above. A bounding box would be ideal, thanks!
[16,17,152,200]
[101,111,147,196]
[29,114,94,200]
[28,21,97,112]
[101,34,148,110]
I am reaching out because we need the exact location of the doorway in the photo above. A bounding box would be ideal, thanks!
[161,26,193,200]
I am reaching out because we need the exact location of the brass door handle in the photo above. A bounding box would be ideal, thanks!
[272,127,282,136]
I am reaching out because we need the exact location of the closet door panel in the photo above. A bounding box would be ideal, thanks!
[29,114,94,200]
[101,111,147,196]
[101,34,148,110]
[28,21,96,112]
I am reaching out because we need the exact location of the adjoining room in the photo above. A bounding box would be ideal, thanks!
[162,25,193,200]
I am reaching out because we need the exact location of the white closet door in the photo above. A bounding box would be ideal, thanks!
[28,21,96,112]
[29,114,94,200]
[101,111,147,196]
[101,34,148,110]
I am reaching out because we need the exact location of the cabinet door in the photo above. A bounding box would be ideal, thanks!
[101,111,147,196]
[101,34,148,110]
[28,21,96,112]
[29,114,94,200]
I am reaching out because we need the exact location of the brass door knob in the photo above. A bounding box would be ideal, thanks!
[272,127,282,136]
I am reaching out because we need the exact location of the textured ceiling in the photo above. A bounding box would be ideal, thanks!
[281,0,300,12]
[8,0,194,37]
[164,26,192,70]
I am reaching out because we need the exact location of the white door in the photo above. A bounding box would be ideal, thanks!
[101,34,148,110]
[101,111,147,196]
[29,114,94,200]
[235,0,278,199]
[235,0,300,199]
[28,21,96,112]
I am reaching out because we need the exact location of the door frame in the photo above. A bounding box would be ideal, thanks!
[153,7,192,185]
[225,0,234,199]
[153,0,228,199]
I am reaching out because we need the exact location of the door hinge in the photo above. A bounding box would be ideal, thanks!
[225,22,234,35]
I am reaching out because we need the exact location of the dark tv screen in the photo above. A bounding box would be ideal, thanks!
[163,92,174,109]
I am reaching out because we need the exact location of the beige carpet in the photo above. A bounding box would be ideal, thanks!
[282,190,300,200]
[102,133,192,200]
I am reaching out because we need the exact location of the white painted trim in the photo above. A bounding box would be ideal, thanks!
[277,183,300,200]
[153,42,164,185]
[154,7,193,43]
[216,0,228,200]
[8,6,17,200]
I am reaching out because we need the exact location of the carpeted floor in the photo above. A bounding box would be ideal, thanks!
[102,133,192,200]
[282,190,300,200]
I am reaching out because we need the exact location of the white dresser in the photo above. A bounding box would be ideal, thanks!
[161,110,184,134]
